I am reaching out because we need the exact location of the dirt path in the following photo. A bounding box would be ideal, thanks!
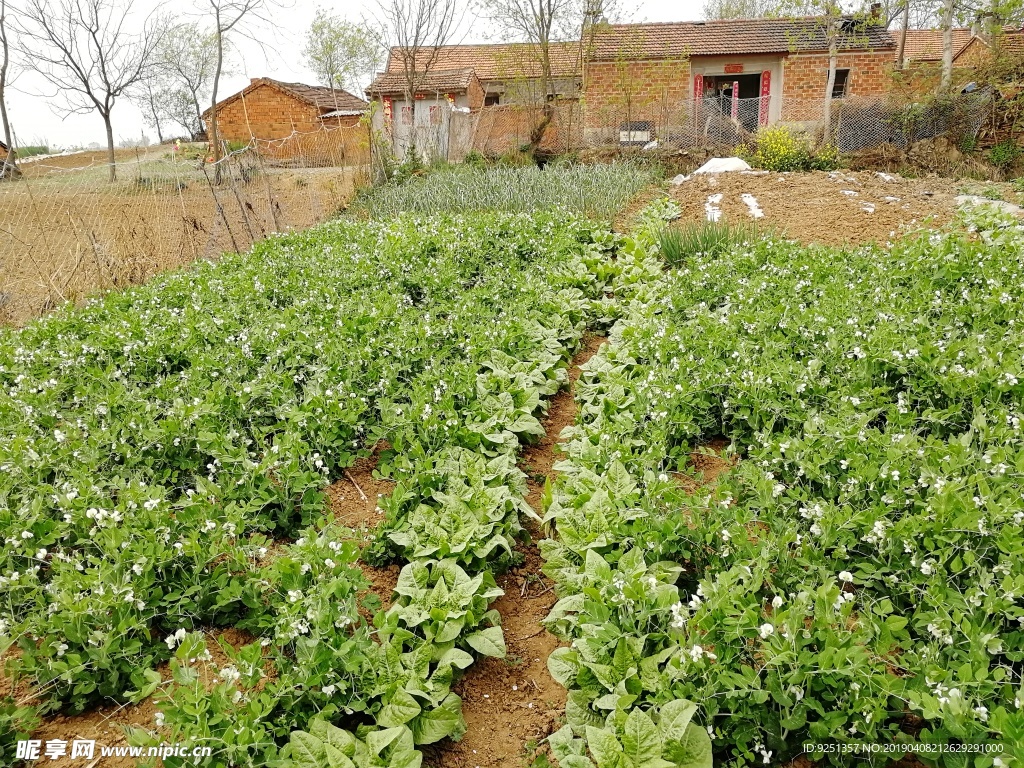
[428,335,606,768]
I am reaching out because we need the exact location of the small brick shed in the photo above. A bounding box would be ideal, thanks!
[203,78,369,142]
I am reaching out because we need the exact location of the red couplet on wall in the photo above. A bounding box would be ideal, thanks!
[731,80,740,119]
[693,75,704,132]
[758,71,771,126]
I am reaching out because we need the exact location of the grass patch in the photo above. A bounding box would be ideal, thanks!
[350,162,657,220]
[658,220,764,266]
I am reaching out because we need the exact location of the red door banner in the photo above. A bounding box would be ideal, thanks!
[758,71,771,127]
[383,96,393,126]
[731,80,740,120]
[693,75,703,133]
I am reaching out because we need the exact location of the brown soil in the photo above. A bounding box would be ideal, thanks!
[666,169,1012,246]
[1,156,359,325]
[429,336,607,768]
[325,445,396,530]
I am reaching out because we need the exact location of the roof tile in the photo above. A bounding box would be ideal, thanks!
[587,17,895,59]
[367,68,480,95]
[384,42,582,80]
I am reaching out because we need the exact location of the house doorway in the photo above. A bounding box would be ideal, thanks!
[705,73,762,132]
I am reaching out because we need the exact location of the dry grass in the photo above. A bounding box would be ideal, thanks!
[1,146,365,325]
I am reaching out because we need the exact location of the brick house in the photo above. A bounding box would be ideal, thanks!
[582,17,895,143]
[202,77,369,142]
[364,15,902,153]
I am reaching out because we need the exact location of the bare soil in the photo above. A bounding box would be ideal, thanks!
[325,445,396,531]
[429,336,607,768]
[1,157,360,325]
[667,169,1021,246]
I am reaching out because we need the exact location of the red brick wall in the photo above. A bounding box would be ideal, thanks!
[583,58,691,136]
[781,50,894,119]
[208,82,324,141]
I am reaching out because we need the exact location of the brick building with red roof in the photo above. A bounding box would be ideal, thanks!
[202,78,369,143]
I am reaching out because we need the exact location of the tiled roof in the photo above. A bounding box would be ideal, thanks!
[202,78,368,119]
[384,42,582,80]
[949,26,1024,62]
[899,29,973,61]
[586,17,895,60]
[271,80,369,112]
[367,68,480,95]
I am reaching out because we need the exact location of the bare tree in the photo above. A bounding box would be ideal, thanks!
[380,0,463,106]
[476,0,572,148]
[206,0,276,180]
[17,0,162,181]
[0,0,18,174]
[157,22,219,139]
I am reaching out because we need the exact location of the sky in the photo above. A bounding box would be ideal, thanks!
[5,0,705,150]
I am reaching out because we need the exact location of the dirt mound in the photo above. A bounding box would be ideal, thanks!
[668,169,967,246]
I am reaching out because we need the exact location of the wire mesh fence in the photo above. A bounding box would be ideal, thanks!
[377,91,992,163]
[0,126,370,325]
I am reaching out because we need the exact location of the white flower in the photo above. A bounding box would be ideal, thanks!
[771,595,783,609]
[287,589,302,603]
[758,623,774,639]
[155,712,165,727]
[322,684,336,695]
[20,530,33,539]
[838,571,854,583]
[165,628,187,649]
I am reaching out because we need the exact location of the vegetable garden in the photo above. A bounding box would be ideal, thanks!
[1,164,1023,767]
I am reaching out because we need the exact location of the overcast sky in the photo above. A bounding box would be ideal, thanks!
[6,0,706,149]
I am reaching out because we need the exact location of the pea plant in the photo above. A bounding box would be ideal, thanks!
[0,210,625,765]
[540,205,1024,766]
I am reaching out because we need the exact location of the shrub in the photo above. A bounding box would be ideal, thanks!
[988,139,1020,169]
[807,143,841,171]
[752,125,809,172]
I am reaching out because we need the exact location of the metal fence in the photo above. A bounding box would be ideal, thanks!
[0,127,370,325]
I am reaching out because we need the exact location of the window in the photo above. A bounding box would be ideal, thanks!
[484,93,500,106]
[830,69,850,99]
[401,106,413,125]
[429,105,442,125]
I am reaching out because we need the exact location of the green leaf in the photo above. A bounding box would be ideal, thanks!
[586,726,624,768]
[548,647,580,687]
[622,708,662,766]
[289,731,326,768]
[379,690,423,728]
[658,700,698,743]
[465,627,506,658]
[664,723,712,768]
[411,693,465,745]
